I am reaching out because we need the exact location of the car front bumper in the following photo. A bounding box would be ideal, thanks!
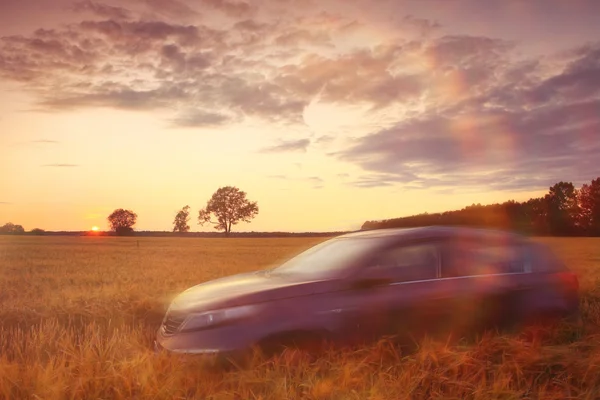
[154,322,262,355]
[153,338,222,355]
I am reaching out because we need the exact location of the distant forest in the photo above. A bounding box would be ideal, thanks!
[362,177,600,236]
[0,227,346,238]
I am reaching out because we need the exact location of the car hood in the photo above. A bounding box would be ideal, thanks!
[168,270,340,312]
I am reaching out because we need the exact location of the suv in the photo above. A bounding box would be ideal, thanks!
[155,226,580,355]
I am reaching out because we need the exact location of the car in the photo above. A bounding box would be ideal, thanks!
[155,226,580,357]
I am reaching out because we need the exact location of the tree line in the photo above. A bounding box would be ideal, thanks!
[0,223,46,235]
[362,177,600,236]
[107,186,259,236]
[5,179,600,237]
[0,222,25,234]
[1,186,259,237]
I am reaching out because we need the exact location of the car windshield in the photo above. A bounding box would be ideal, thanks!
[271,237,380,278]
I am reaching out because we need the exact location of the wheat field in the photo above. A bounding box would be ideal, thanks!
[1,235,599,399]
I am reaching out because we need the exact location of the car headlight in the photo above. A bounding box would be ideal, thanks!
[179,305,258,332]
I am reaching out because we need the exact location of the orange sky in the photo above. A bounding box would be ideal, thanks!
[1,0,599,232]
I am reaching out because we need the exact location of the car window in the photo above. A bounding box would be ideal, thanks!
[442,242,525,278]
[529,242,566,272]
[369,243,439,282]
[272,237,381,278]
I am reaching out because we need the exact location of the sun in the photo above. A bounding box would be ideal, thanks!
[91,226,99,231]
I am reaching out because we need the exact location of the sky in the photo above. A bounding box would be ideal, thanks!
[1,0,600,232]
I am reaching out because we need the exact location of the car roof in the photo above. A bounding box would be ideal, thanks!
[339,225,527,243]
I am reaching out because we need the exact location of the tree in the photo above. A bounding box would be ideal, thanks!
[30,228,45,235]
[107,209,137,235]
[523,197,548,234]
[358,177,600,236]
[544,182,579,235]
[173,205,191,233]
[578,178,600,235]
[198,186,259,236]
[0,222,25,234]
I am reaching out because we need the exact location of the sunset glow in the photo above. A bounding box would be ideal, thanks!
[1,0,599,232]
[91,226,99,232]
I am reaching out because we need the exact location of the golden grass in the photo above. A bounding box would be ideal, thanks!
[0,235,599,399]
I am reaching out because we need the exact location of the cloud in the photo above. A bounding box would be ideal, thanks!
[0,202,12,205]
[347,172,420,189]
[400,15,441,37]
[201,0,254,18]
[0,15,309,125]
[0,3,598,198]
[315,135,334,144]
[522,44,600,106]
[71,1,132,20]
[267,174,325,188]
[273,29,332,48]
[337,39,600,191]
[42,164,79,167]
[211,76,308,123]
[260,138,310,153]
[171,109,233,127]
[159,43,213,72]
[39,91,154,111]
[78,19,203,45]
[234,19,270,32]
[0,7,440,127]
[140,0,201,19]
[1,7,451,126]
[306,176,323,184]
[275,43,426,109]
[0,31,101,82]
[31,139,59,144]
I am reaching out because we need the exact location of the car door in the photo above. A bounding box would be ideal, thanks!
[499,242,577,325]
[340,240,444,345]
[438,237,528,335]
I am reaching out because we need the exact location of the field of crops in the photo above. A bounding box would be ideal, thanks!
[1,235,600,399]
